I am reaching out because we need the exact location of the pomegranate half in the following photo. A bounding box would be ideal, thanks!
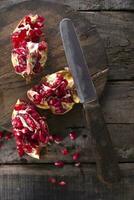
[11,14,48,81]
[12,99,50,159]
[27,68,80,115]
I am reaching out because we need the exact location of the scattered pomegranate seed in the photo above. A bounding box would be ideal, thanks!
[69,131,77,140]
[0,131,3,139]
[53,135,63,144]
[54,161,64,168]
[48,135,54,143]
[58,181,67,186]
[74,162,81,167]
[72,152,80,161]
[61,148,69,156]
[48,177,56,184]
[5,133,12,140]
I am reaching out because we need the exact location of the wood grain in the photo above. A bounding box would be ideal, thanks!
[81,12,134,80]
[0,164,133,200]
[1,0,134,10]
[0,0,108,130]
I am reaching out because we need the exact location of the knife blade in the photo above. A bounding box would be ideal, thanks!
[60,18,121,185]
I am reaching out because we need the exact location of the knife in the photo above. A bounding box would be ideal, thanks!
[60,18,121,185]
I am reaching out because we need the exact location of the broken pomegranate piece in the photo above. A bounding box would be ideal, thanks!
[12,99,50,158]
[27,68,80,114]
[11,14,48,81]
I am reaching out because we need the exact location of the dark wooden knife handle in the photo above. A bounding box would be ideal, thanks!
[83,100,121,185]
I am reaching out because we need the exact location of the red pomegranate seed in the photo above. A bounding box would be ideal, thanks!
[0,131,3,139]
[39,132,48,143]
[72,152,80,161]
[48,177,56,184]
[58,181,67,186]
[24,144,32,153]
[69,131,77,140]
[15,65,26,73]
[74,162,81,167]
[31,133,39,140]
[53,135,63,144]
[38,41,47,51]
[17,145,25,157]
[33,94,42,104]
[14,131,21,137]
[54,161,64,168]
[14,104,26,111]
[61,148,69,156]
[22,127,29,134]
[25,16,31,24]
[38,16,45,23]
[5,133,12,140]
[12,118,23,129]
[48,135,54,143]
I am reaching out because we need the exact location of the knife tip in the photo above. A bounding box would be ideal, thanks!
[60,18,71,27]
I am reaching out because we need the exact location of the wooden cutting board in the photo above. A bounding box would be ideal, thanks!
[0,0,108,133]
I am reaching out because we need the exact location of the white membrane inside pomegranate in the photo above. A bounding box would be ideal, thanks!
[12,99,50,159]
[11,14,48,81]
[27,68,80,115]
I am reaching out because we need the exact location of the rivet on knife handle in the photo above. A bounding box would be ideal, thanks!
[60,18,121,185]
[83,100,121,184]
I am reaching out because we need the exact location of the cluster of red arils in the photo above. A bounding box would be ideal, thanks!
[27,68,80,114]
[12,99,50,158]
[11,14,48,81]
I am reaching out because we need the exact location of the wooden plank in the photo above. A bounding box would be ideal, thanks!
[1,0,134,10]
[102,81,134,123]
[0,124,134,163]
[80,12,134,80]
[0,164,134,200]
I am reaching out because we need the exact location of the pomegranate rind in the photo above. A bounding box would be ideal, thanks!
[11,14,48,81]
[12,99,49,159]
[27,68,80,115]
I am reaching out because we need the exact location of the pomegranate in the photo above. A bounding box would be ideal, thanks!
[27,68,80,114]
[11,14,48,81]
[12,99,50,158]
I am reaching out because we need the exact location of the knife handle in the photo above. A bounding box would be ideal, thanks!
[83,100,121,185]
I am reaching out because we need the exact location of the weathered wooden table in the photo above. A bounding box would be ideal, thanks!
[0,0,134,199]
